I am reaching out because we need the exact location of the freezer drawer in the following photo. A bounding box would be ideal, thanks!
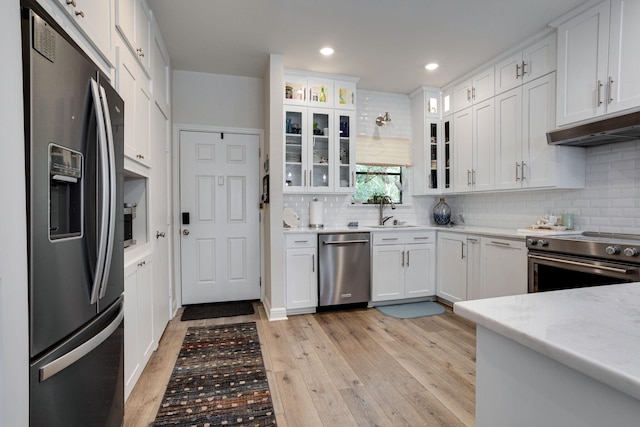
[29,297,124,427]
[318,233,371,306]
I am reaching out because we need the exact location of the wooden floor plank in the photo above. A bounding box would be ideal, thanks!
[124,302,477,427]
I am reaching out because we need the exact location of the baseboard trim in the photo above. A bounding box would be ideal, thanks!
[261,297,287,321]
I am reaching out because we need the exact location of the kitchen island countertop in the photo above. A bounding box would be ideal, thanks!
[454,283,640,401]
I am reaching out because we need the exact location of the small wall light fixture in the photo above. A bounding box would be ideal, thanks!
[376,112,391,126]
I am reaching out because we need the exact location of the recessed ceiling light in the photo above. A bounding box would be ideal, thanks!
[425,63,439,71]
[320,47,334,56]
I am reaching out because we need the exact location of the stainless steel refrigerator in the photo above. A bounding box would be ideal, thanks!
[22,1,125,425]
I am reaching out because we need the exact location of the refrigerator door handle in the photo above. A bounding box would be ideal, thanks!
[39,301,124,382]
[97,84,117,299]
[89,79,110,304]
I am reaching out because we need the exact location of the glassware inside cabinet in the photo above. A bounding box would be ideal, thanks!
[338,114,351,189]
[285,110,303,187]
[285,79,306,102]
[429,122,438,189]
[444,119,451,189]
[311,112,330,189]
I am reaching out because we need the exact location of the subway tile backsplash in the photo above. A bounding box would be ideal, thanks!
[283,90,640,234]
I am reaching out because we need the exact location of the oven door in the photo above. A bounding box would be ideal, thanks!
[528,252,640,293]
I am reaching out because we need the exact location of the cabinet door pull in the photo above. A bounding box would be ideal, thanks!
[309,170,312,187]
[516,63,521,79]
[490,241,511,246]
[466,88,471,102]
[303,169,307,187]
[521,61,527,76]
[382,237,399,241]
[75,10,84,18]
[521,161,526,181]
[472,87,476,100]
[608,77,614,104]
[461,241,465,259]
[312,254,315,272]
[472,169,476,185]
[515,162,520,181]
[467,169,471,186]
[406,250,410,267]
[413,236,430,240]
[401,250,405,267]
[596,80,603,106]
[351,171,355,187]
[294,240,309,243]
[467,238,478,242]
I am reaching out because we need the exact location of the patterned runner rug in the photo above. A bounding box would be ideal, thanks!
[152,322,277,426]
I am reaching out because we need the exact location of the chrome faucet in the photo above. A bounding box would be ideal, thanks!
[377,195,396,225]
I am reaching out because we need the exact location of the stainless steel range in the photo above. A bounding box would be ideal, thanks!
[527,232,640,293]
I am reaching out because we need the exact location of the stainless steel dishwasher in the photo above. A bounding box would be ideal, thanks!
[318,232,371,306]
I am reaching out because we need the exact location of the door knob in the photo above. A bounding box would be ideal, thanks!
[156,231,166,239]
[182,229,190,236]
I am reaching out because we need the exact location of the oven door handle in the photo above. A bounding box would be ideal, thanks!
[528,254,633,275]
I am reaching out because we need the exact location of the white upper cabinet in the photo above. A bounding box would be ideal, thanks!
[452,99,495,193]
[606,0,640,115]
[116,0,152,75]
[57,0,113,59]
[152,29,170,116]
[452,67,494,112]
[494,33,556,95]
[557,0,640,126]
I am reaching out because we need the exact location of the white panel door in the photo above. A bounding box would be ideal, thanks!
[473,99,495,192]
[494,87,523,190]
[371,246,404,301]
[180,130,260,304]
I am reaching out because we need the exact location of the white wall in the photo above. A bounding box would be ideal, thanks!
[172,70,263,129]
[0,0,30,424]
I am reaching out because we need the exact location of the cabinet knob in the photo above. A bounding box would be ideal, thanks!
[75,10,84,18]
[66,0,77,6]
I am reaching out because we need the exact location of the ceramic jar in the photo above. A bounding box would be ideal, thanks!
[433,197,451,225]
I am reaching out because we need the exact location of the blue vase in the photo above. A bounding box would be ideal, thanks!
[433,198,451,225]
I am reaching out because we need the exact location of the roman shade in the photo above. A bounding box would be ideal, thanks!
[355,135,411,167]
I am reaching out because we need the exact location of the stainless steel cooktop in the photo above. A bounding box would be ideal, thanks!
[526,232,640,263]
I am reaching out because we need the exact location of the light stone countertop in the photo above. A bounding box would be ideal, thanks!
[454,283,640,401]
[283,224,580,239]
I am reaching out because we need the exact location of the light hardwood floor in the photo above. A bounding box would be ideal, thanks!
[124,302,476,427]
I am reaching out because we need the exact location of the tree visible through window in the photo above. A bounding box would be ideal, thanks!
[353,165,403,204]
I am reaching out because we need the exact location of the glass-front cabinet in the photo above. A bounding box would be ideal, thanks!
[336,111,355,192]
[284,107,306,190]
[284,107,335,193]
[309,110,332,192]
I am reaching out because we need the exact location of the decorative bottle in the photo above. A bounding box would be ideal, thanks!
[433,197,451,225]
[319,86,326,103]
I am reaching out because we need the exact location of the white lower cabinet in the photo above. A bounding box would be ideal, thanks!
[436,233,480,303]
[285,234,317,314]
[124,252,154,400]
[479,237,527,298]
[437,232,527,303]
[371,231,436,302]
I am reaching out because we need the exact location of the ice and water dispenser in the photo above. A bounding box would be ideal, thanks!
[49,144,83,240]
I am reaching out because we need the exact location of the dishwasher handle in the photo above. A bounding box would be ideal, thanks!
[322,239,370,245]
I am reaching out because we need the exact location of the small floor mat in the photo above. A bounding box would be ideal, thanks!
[376,301,446,319]
[180,301,255,321]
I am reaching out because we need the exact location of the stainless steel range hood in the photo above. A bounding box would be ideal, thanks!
[547,110,640,146]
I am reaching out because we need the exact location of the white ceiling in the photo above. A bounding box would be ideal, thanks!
[148,0,587,94]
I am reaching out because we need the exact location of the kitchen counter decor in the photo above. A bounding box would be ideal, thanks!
[432,197,451,225]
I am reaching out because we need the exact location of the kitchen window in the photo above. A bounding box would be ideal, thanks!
[353,165,404,204]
